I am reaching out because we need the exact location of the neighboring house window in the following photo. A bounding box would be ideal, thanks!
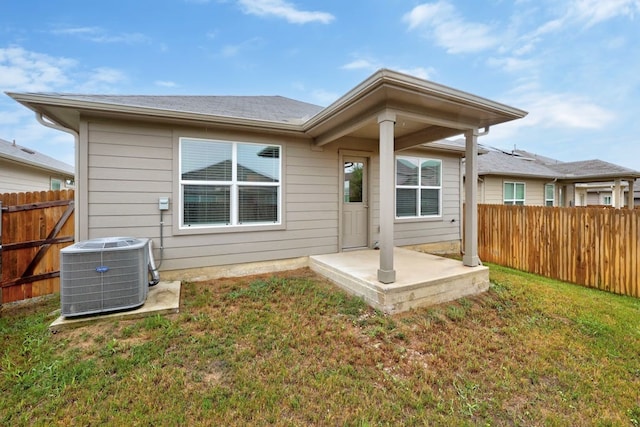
[504,182,525,205]
[51,178,62,191]
[395,156,441,218]
[545,184,555,206]
[603,195,612,205]
[180,138,281,228]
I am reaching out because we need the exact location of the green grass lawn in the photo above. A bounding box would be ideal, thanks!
[2,265,640,426]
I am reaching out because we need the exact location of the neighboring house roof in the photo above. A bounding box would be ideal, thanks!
[546,159,640,181]
[477,146,640,182]
[0,137,74,176]
[428,138,489,155]
[477,148,564,179]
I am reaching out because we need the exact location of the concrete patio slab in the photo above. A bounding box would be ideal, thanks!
[310,248,489,314]
[49,281,181,332]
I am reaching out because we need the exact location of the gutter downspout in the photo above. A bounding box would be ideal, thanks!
[36,113,80,241]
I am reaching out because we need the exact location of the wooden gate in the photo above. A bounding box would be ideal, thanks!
[1,190,75,304]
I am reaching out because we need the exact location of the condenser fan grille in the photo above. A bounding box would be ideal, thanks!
[61,237,150,317]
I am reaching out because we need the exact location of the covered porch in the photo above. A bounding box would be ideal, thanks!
[310,247,489,314]
[305,70,526,306]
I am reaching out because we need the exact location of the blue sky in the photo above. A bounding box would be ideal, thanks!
[1,0,639,170]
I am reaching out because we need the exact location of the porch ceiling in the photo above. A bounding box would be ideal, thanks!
[305,69,527,149]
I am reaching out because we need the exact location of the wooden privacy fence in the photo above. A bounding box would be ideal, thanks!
[478,204,640,298]
[1,190,75,304]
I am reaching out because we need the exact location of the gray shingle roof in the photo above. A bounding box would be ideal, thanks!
[0,137,74,175]
[477,149,564,178]
[546,159,640,179]
[49,94,324,124]
[477,147,640,180]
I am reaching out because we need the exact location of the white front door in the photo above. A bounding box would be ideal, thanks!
[342,156,368,249]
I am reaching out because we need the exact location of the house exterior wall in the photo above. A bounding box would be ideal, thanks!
[392,148,462,247]
[479,176,551,206]
[82,118,463,273]
[0,158,71,193]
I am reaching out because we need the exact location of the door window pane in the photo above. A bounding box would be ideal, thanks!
[344,161,363,203]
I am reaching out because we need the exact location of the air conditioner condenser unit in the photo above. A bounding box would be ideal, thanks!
[60,237,151,317]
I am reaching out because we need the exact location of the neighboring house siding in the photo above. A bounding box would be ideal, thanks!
[480,176,548,205]
[587,192,601,205]
[0,158,65,193]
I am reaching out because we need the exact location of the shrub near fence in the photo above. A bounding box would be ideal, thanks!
[478,204,640,298]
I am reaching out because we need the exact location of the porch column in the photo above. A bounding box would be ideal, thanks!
[628,179,635,209]
[378,111,396,283]
[613,179,622,208]
[463,129,480,267]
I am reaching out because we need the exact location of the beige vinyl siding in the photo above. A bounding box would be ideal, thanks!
[480,176,549,206]
[394,151,462,246]
[0,159,68,193]
[84,120,340,271]
[86,121,173,241]
[83,118,467,272]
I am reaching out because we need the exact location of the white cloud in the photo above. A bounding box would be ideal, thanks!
[486,56,538,73]
[403,1,498,54]
[238,0,334,24]
[220,37,264,57]
[0,46,75,92]
[527,93,616,129]
[569,0,640,27]
[0,46,127,164]
[91,67,127,84]
[52,26,150,44]
[155,80,178,88]
[397,67,433,80]
[489,90,617,145]
[341,57,434,80]
[342,59,376,71]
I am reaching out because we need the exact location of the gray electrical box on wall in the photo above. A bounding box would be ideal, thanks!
[158,197,169,211]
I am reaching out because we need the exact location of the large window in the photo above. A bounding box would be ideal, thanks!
[545,183,555,206]
[180,138,281,228]
[396,156,442,218]
[504,182,525,205]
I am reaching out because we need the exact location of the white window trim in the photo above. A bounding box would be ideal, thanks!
[50,178,62,191]
[504,181,526,205]
[179,137,282,230]
[545,183,555,207]
[395,155,442,219]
